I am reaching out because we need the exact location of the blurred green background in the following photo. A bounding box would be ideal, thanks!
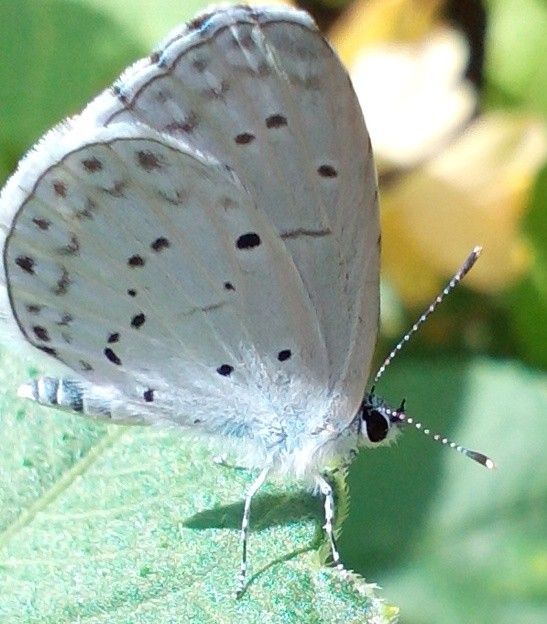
[0,1,545,623]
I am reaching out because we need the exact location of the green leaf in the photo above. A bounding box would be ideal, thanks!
[485,0,547,114]
[506,164,547,368]
[0,0,134,183]
[76,0,215,49]
[0,351,394,623]
[341,357,547,624]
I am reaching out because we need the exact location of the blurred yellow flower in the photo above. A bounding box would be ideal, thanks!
[352,28,476,169]
[381,114,547,304]
[331,0,444,55]
[331,1,547,306]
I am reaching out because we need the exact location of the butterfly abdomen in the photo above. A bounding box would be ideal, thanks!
[18,376,114,420]
[19,376,83,411]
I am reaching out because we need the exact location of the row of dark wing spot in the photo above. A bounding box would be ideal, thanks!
[216,348,292,378]
[233,114,338,179]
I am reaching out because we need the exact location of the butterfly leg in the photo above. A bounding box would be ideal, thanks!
[236,465,270,599]
[316,475,344,572]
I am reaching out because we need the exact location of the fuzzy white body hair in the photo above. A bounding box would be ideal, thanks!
[77,347,361,483]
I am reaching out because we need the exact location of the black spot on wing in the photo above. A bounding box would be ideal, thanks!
[104,348,122,366]
[131,313,146,329]
[318,164,338,178]
[128,255,145,267]
[32,326,50,342]
[277,349,291,362]
[53,180,67,197]
[266,114,287,129]
[235,133,255,145]
[236,233,261,249]
[151,237,170,252]
[216,364,233,377]
[82,157,103,172]
[16,256,35,274]
[32,217,50,230]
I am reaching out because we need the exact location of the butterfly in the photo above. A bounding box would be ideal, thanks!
[0,5,493,597]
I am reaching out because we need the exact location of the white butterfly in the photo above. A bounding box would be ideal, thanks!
[0,5,493,597]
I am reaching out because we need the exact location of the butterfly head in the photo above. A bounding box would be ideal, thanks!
[358,247,495,469]
[357,391,404,448]
[357,389,495,468]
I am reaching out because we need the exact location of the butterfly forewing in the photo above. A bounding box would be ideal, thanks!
[85,6,379,411]
[1,6,379,433]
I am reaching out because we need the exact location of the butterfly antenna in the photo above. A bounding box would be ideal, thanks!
[385,403,495,469]
[373,246,482,384]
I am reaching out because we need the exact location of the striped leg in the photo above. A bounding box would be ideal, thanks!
[316,475,344,571]
[236,466,269,599]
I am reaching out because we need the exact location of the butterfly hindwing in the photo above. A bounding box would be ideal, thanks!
[0,122,326,426]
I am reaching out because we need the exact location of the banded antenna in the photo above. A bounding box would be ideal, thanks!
[371,246,495,469]
[386,401,495,469]
[374,246,482,384]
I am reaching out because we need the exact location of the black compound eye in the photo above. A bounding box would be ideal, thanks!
[363,409,389,443]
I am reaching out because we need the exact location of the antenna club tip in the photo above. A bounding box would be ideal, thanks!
[466,449,496,469]
[472,245,483,256]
